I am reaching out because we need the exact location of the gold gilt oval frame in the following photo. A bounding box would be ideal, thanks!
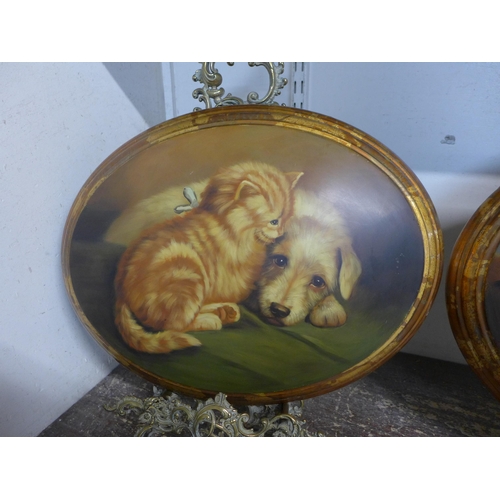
[62,105,443,405]
[447,187,500,401]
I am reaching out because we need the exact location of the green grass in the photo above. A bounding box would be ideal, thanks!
[70,241,413,396]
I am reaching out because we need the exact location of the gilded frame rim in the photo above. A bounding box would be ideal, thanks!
[62,105,443,404]
[447,187,500,401]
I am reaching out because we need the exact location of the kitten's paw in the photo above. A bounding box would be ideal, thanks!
[201,303,240,324]
[190,313,223,331]
[309,296,347,328]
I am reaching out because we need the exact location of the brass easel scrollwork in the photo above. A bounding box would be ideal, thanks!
[192,62,288,110]
[105,391,321,437]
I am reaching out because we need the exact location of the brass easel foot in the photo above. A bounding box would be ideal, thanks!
[105,390,323,437]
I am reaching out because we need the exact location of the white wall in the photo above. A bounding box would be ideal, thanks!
[307,62,500,364]
[103,62,166,127]
[0,63,159,436]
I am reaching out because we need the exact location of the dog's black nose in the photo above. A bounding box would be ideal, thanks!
[270,302,291,318]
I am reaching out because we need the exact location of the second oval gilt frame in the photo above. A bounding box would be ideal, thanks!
[447,187,500,401]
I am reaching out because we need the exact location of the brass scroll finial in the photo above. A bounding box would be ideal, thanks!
[192,62,288,110]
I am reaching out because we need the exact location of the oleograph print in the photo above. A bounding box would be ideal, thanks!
[63,107,442,404]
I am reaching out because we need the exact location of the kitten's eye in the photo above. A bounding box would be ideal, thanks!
[311,276,326,288]
[273,255,288,268]
[270,219,279,226]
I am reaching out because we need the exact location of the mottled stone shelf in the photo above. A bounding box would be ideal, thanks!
[39,352,500,437]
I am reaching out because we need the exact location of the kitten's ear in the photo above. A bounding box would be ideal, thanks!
[234,179,260,200]
[286,171,304,189]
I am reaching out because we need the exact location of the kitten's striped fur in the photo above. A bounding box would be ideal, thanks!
[114,162,302,353]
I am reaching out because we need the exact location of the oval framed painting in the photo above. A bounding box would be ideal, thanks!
[447,187,500,401]
[63,105,443,404]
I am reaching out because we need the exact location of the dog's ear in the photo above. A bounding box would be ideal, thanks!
[339,244,362,300]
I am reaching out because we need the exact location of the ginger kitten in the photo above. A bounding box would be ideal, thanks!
[114,161,303,354]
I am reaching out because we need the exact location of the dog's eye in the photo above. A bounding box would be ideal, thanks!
[270,219,279,226]
[273,255,288,268]
[311,276,326,288]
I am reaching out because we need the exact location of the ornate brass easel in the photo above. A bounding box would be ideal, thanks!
[105,63,321,437]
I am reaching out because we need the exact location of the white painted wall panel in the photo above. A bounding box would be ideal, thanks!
[308,62,500,175]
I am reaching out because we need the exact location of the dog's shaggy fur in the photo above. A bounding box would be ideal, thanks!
[105,178,361,328]
[251,189,361,327]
